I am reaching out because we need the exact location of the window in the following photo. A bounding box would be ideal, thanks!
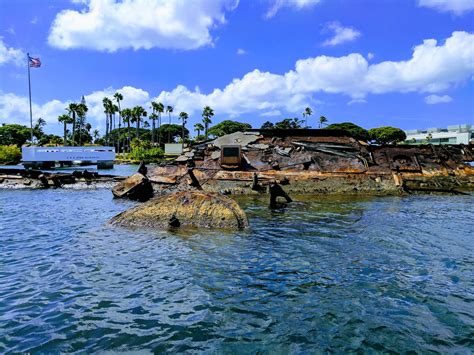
[222,147,240,157]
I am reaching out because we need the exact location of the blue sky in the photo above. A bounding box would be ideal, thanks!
[0,0,473,136]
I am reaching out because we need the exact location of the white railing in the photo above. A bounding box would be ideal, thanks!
[22,146,115,162]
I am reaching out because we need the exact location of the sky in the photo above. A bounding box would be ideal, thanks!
[0,0,473,136]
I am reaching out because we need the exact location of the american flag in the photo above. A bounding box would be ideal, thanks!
[28,56,41,68]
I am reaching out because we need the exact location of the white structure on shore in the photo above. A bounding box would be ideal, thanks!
[404,124,473,145]
[22,146,115,169]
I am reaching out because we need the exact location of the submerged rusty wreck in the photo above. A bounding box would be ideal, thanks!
[119,129,474,199]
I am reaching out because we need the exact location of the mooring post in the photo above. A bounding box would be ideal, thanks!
[269,182,292,208]
[187,168,202,190]
[251,172,260,190]
[138,161,148,176]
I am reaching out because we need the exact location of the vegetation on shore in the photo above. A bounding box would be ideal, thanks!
[1,92,413,164]
[0,145,21,164]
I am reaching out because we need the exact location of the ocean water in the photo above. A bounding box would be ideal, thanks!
[0,189,473,353]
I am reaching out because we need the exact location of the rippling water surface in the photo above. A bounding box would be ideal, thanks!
[0,188,473,353]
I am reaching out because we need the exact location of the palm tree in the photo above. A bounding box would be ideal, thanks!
[194,123,204,139]
[76,102,88,146]
[132,106,147,140]
[111,104,118,148]
[50,136,62,146]
[102,97,112,143]
[303,107,312,128]
[68,103,79,146]
[93,129,100,144]
[156,102,164,146]
[179,111,188,150]
[150,101,159,144]
[58,114,72,146]
[319,115,328,128]
[114,92,123,153]
[202,106,214,140]
[166,105,173,143]
[33,117,46,142]
[121,108,132,151]
[149,112,158,144]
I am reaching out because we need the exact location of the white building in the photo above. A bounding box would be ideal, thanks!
[404,124,473,145]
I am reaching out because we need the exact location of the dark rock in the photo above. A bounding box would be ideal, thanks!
[112,173,154,201]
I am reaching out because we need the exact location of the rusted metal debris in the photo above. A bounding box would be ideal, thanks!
[112,173,153,201]
[138,130,474,195]
[0,168,122,189]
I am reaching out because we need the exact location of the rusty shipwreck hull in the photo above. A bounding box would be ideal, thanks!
[145,131,474,195]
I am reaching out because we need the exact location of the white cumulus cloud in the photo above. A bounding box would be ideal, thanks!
[0,39,24,66]
[322,22,361,47]
[418,0,474,15]
[0,92,66,127]
[424,94,453,104]
[154,31,473,114]
[48,0,239,51]
[265,0,320,18]
[0,86,151,134]
[2,32,473,134]
[236,48,247,55]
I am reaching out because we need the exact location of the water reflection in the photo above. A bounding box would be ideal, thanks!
[0,190,473,353]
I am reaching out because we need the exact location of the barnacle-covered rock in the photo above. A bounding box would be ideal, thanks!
[110,191,249,230]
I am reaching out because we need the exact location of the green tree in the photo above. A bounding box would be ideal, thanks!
[93,129,100,143]
[75,101,88,146]
[208,120,252,137]
[38,134,63,146]
[325,122,369,141]
[102,97,113,144]
[274,118,302,129]
[114,92,123,152]
[121,108,132,151]
[105,127,151,146]
[58,113,73,145]
[0,124,31,146]
[194,123,204,138]
[33,117,46,142]
[111,104,119,147]
[68,103,79,145]
[202,106,214,140]
[149,111,158,144]
[0,145,21,164]
[179,111,188,150]
[159,124,188,143]
[156,102,164,146]
[303,107,312,128]
[48,135,63,146]
[166,105,173,143]
[260,121,274,129]
[150,102,158,144]
[319,115,328,128]
[368,126,407,145]
[150,102,165,145]
[132,106,147,140]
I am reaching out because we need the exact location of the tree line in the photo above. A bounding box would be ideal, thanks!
[1,99,408,149]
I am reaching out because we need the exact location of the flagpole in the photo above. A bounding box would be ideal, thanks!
[27,53,33,142]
